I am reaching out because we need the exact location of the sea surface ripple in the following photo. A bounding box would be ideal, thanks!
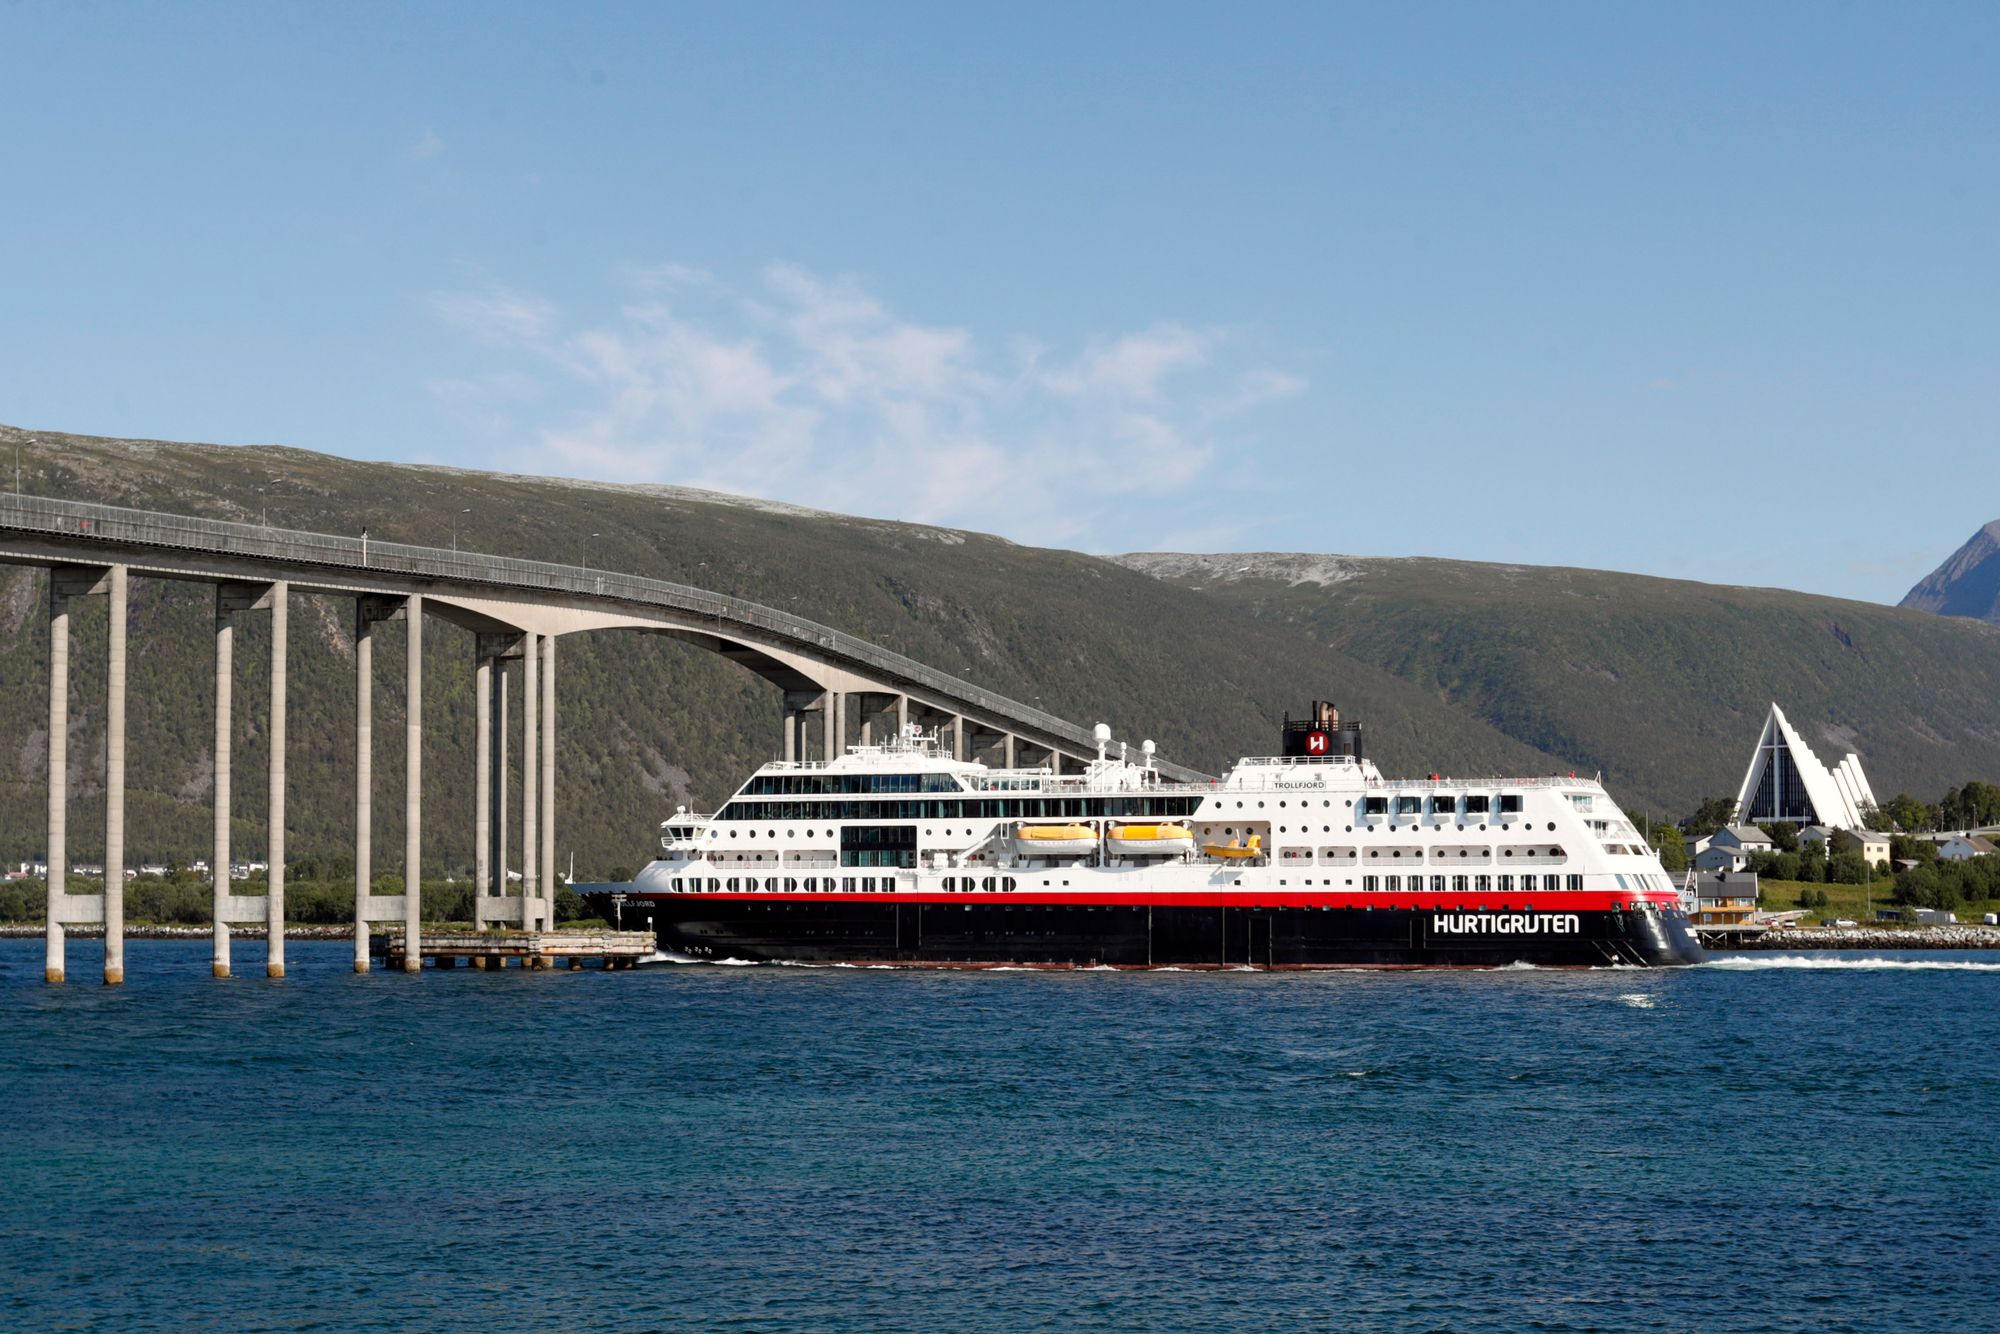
[1,941,1994,1332]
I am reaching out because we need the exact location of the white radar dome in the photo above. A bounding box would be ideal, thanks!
[1093,723,1113,743]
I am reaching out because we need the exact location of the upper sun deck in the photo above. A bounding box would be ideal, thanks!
[737,734,1605,808]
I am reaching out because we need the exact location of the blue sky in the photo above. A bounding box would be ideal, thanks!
[3,2,1994,602]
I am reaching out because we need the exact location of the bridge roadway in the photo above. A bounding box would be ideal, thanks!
[0,491,1204,985]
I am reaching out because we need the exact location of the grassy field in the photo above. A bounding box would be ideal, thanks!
[1754,878,2000,926]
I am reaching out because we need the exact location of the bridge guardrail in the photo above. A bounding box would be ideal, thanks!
[0,491,1206,779]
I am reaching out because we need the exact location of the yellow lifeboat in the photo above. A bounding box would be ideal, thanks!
[1201,834,1263,860]
[1107,822,1195,856]
[1013,823,1097,856]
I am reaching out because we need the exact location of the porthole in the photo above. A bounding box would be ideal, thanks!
[1548,822,1556,831]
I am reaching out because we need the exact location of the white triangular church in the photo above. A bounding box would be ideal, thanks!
[1733,703,1877,830]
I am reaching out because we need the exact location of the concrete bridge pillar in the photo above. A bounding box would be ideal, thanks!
[208,581,290,980]
[403,592,423,971]
[541,633,556,911]
[494,655,510,899]
[1004,734,1017,769]
[781,690,819,762]
[45,576,68,984]
[897,694,909,738]
[42,564,126,984]
[212,589,233,977]
[353,604,373,973]
[472,634,531,932]
[952,715,966,761]
[522,631,539,928]
[266,581,287,980]
[353,594,417,973]
[474,652,490,916]
[104,566,126,984]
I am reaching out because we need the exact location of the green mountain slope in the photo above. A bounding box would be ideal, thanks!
[1115,552,2000,815]
[0,426,1552,874]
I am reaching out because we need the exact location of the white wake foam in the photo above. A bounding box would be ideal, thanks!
[1701,955,2000,972]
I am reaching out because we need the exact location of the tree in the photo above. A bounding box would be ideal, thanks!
[1795,840,1827,883]
[1683,797,1738,838]
[1759,822,1800,853]
[1891,835,1937,867]
[1885,793,1932,833]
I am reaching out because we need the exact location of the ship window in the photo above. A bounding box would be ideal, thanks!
[1498,874,1513,891]
[1475,875,1491,891]
[841,877,857,891]
[1363,875,1379,891]
[1543,875,1561,891]
[1430,876,1445,892]
[1004,877,1016,891]
[1464,796,1489,815]
[1432,796,1458,818]
[1452,876,1468,892]
[1394,796,1421,817]
[1568,875,1584,891]
[1498,795,1523,814]
[1384,875,1400,891]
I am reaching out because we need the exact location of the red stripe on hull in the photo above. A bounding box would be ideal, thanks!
[617,890,1679,910]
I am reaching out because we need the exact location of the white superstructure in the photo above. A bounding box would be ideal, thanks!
[634,724,1680,902]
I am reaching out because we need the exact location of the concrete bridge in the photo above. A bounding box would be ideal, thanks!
[0,492,1202,985]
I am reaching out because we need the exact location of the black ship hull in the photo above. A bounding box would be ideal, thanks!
[586,894,1706,968]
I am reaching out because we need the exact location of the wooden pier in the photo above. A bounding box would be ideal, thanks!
[377,929,656,970]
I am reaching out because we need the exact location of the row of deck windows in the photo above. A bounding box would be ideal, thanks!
[1359,874,1585,892]
[743,773,965,795]
[674,876,900,893]
[717,797,1202,820]
[1363,794,1528,818]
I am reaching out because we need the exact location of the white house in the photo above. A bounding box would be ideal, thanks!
[1936,834,1998,863]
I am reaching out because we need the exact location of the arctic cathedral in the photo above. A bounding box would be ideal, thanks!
[1733,703,1878,830]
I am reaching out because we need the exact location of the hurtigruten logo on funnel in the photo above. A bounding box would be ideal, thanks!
[1431,913,1581,935]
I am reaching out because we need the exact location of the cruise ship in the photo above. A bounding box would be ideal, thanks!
[584,703,1705,968]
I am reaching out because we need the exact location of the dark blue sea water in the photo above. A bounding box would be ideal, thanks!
[2,941,1995,1332]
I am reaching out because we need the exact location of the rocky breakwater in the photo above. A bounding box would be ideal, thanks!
[1733,924,2000,950]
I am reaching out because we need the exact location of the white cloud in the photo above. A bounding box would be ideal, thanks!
[425,264,1303,546]
[429,286,559,344]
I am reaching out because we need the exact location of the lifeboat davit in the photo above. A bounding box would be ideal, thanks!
[1013,823,1097,857]
[1200,834,1263,860]
[1107,822,1195,856]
